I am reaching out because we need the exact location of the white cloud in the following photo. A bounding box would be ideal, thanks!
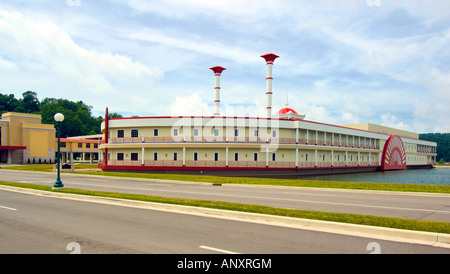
[127,28,260,65]
[169,93,210,116]
[125,0,283,19]
[0,8,163,113]
[381,113,410,131]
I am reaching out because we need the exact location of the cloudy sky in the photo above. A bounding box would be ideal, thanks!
[0,0,449,133]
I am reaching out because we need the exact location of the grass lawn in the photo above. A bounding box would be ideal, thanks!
[4,164,450,194]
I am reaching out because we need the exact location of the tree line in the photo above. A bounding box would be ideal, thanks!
[419,133,450,163]
[0,91,122,138]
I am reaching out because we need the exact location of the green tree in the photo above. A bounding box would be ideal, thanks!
[0,93,19,113]
[40,98,102,137]
[419,133,450,162]
[21,91,40,113]
[109,112,123,118]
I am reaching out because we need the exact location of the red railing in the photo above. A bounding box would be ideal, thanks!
[103,136,380,150]
[99,159,380,169]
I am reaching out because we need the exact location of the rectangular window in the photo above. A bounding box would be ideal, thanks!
[86,143,91,148]
[173,128,178,137]
[117,153,124,161]
[94,143,98,148]
[305,153,308,162]
[131,153,138,161]
[214,152,219,162]
[117,130,124,138]
[60,142,66,148]
[272,130,277,138]
[78,143,83,148]
[254,152,258,162]
[214,128,219,137]
[173,152,178,161]
[234,129,239,137]
[154,152,158,161]
[254,129,259,137]
[131,129,139,138]
[193,128,199,137]
[272,152,276,162]
[153,129,159,137]
[193,152,198,161]
[234,152,239,161]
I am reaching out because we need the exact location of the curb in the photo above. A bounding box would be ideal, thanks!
[1,184,449,249]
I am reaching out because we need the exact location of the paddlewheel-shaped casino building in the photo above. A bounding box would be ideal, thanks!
[98,53,437,176]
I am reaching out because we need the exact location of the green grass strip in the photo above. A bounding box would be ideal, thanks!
[1,181,449,234]
[3,164,450,194]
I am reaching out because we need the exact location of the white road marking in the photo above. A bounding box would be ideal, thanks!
[0,205,18,211]
[281,191,337,197]
[199,245,240,254]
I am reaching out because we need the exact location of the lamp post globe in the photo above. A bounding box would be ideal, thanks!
[54,113,64,122]
[53,113,64,189]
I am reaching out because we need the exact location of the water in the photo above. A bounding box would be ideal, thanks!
[299,167,450,186]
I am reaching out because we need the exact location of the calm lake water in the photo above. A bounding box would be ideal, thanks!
[299,167,450,186]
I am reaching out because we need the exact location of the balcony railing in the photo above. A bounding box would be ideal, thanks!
[99,159,380,169]
[103,136,380,150]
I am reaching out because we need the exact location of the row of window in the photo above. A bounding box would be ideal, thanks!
[59,142,98,148]
[115,152,375,162]
[116,129,278,138]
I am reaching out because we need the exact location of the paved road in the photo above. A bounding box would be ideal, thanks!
[1,189,448,254]
[1,169,449,222]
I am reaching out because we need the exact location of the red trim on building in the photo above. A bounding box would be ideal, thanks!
[104,107,109,166]
[58,138,98,142]
[0,146,27,150]
[98,164,382,173]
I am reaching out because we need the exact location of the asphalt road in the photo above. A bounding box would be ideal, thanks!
[0,169,449,222]
[1,189,449,254]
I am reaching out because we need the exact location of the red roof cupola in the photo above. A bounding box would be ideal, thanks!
[276,107,298,115]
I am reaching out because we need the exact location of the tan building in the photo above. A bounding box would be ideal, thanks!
[58,135,101,163]
[342,123,418,139]
[0,112,55,164]
[0,112,100,164]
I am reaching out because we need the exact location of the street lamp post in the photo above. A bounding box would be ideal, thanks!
[53,113,64,189]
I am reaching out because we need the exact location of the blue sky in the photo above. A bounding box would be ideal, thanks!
[0,0,449,133]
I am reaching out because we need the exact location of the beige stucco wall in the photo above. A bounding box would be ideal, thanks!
[342,123,418,139]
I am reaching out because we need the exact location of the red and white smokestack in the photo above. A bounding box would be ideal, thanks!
[210,66,226,116]
[261,53,279,118]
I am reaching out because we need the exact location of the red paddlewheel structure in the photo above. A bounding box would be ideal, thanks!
[380,135,407,171]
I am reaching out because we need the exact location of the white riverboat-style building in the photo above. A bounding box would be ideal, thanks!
[98,53,437,177]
